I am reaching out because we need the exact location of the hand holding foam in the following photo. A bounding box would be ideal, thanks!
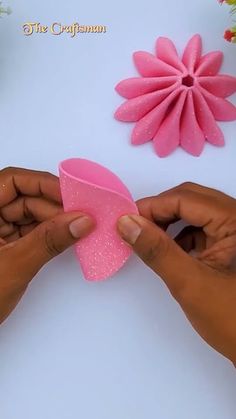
[59,158,138,281]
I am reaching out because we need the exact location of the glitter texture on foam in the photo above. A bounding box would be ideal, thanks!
[59,158,138,281]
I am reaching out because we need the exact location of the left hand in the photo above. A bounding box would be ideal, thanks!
[0,167,95,324]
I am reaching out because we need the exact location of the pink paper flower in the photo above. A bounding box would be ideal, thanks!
[114,34,236,157]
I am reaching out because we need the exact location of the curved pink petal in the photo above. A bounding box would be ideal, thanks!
[197,75,236,98]
[133,51,180,77]
[114,82,179,122]
[199,85,236,121]
[131,88,183,144]
[192,88,225,146]
[182,34,202,73]
[153,90,187,157]
[180,90,205,156]
[195,51,223,76]
[115,76,178,99]
[155,37,186,73]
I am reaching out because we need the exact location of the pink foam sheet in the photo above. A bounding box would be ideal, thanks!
[115,34,236,157]
[59,158,138,281]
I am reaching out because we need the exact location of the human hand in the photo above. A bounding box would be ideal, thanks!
[0,167,95,324]
[118,183,236,364]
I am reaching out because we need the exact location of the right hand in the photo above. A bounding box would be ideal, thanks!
[118,183,236,364]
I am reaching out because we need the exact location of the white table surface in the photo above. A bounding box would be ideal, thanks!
[0,1,236,418]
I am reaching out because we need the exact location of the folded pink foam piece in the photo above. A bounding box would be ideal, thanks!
[59,158,138,281]
[115,34,236,157]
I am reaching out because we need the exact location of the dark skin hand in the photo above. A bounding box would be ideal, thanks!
[1,169,235,366]
[118,183,236,365]
[0,167,95,324]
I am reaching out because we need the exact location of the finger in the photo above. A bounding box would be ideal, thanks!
[136,183,229,223]
[0,222,17,238]
[136,183,232,232]
[6,212,95,282]
[136,196,174,230]
[0,237,6,246]
[118,214,209,299]
[3,223,39,242]
[4,231,20,242]
[0,215,6,226]
[4,223,40,240]
[19,222,39,237]
[0,167,62,207]
[200,236,236,271]
[168,182,227,199]
[175,226,206,253]
[1,196,62,224]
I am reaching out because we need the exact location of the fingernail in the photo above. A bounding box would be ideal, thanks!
[118,215,142,245]
[69,216,94,239]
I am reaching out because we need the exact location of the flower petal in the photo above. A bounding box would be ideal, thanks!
[199,85,236,121]
[153,90,187,157]
[131,88,183,144]
[180,90,205,156]
[192,88,225,146]
[197,75,236,98]
[133,51,180,77]
[195,51,223,76]
[155,37,186,73]
[115,76,178,99]
[182,34,202,73]
[114,82,179,122]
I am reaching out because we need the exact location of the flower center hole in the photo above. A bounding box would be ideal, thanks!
[182,75,194,87]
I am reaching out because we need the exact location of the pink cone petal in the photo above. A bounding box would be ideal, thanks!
[115,76,178,99]
[180,90,205,156]
[192,88,225,146]
[154,90,187,157]
[197,75,236,98]
[114,83,179,122]
[131,88,183,144]
[182,34,202,73]
[156,37,186,73]
[199,86,236,121]
[133,51,180,77]
[195,51,223,76]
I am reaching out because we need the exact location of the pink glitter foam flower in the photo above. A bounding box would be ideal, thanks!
[114,34,236,157]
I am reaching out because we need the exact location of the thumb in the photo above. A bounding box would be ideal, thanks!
[118,215,206,299]
[13,212,95,280]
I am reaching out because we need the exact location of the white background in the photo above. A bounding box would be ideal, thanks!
[0,1,236,418]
